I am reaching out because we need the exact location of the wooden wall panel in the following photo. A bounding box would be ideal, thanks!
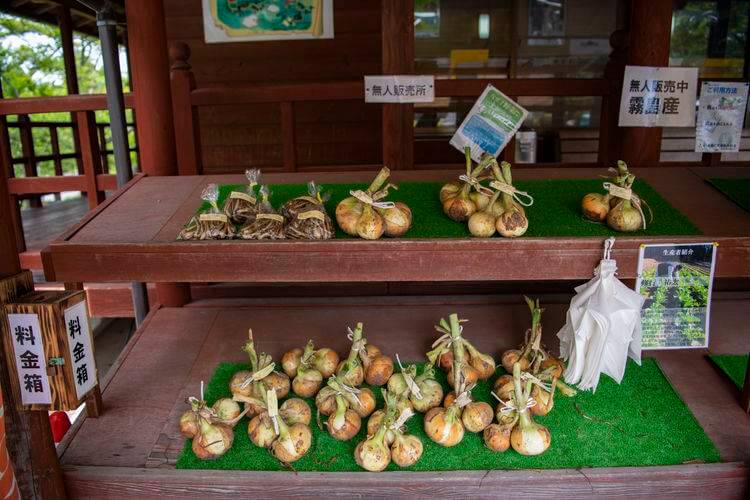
[164,0,383,172]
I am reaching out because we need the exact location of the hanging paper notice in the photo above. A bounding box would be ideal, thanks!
[635,243,717,349]
[64,300,97,399]
[7,313,52,405]
[695,81,749,153]
[364,75,435,103]
[450,84,528,162]
[618,66,698,127]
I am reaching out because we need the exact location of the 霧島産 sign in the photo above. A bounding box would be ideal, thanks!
[618,66,698,127]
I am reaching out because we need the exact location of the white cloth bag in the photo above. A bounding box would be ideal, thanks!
[557,238,645,391]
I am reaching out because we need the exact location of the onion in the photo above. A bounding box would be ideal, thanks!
[464,342,496,379]
[541,356,564,378]
[367,410,396,446]
[357,204,385,240]
[443,188,476,222]
[212,398,241,422]
[441,147,492,222]
[312,347,339,378]
[280,398,311,426]
[509,363,551,456]
[582,193,610,222]
[365,354,394,386]
[411,366,443,413]
[229,370,253,398]
[337,323,366,386]
[336,167,390,238]
[387,373,410,399]
[349,387,376,418]
[248,412,277,448]
[424,405,464,447]
[354,426,391,472]
[443,390,456,408]
[315,386,337,416]
[494,162,528,237]
[281,348,303,378]
[272,421,312,463]
[493,374,515,401]
[337,361,364,387]
[379,202,412,237]
[193,418,233,460]
[483,423,511,452]
[438,351,454,371]
[530,384,555,416]
[607,199,642,232]
[391,434,423,467]
[364,343,381,358]
[447,363,480,387]
[461,401,493,433]
[500,350,526,374]
[327,395,361,441]
[468,189,502,238]
[292,366,323,398]
[439,181,462,203]
[335,196,363,236]
[263,371,290,399]
[179,410,199,438]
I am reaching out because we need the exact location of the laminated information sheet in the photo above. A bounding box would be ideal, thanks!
[695,81,749,153]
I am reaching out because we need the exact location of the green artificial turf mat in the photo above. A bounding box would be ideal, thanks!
[707,178,750,213]
[176,358,719,472]
[709,354,748,389]
[188,178,700,239]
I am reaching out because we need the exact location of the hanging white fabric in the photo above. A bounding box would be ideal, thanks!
[557,238,645,392]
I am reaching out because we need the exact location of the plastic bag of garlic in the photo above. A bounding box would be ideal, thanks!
[557,238,645,392]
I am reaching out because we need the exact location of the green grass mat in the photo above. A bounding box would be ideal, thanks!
[709,354,748,389]
[707,178,750,213]
[176,358,719,472]
[192,178,700,239]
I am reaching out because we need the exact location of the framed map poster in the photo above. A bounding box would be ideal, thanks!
[203,0,334,43]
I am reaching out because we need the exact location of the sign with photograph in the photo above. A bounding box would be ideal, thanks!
[364,75,435,103]
[618,66,698,127]
[7,313,52,405]
[203,0,334,43]
[695,81,750,153]
[450,84,528,162]
[635,243,717,349]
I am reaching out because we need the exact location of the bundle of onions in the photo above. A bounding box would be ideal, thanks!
[223,168,261,225]
[319,376,375,440]
[508,363,551,456]
[580,161,652,232]
[336,167,413,239]
[388,359,444,413]
[490,161,532,238]
[440,147,496,221]
[248,390,312,463]
[229,329,290,417]
[427,314,495,383]
[500,297,556,374]
[282,181,334,240]
[238,186,285,240]
[178,183,236,240]
[336,323,394,387]
[282,340,338,398]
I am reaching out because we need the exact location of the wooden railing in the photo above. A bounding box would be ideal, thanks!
[0,93,136,263]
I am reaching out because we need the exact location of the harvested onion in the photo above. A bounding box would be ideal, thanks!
[493,162,528,237]
[509,363,551,456]
[354,425,391,472]
[441,148,494,221]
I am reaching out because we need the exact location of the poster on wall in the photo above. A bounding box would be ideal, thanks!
[695,81,750,153]
[414,0,440,38]
[528,0,566,37]
[618,65,698,127]
[635,242,717,349]
[202,0,334,43]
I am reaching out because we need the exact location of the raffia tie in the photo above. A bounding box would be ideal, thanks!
[395,354,422,400]
[453,390,473,409]
[498,396,537,415]
[521,371,552,393]
[266,389,281,435]
[390,406,415,431]
[347,327,368,360]
[240,362,276,389]
[489,180,534,207]
[458,174,493,196]
[335,379,362,407]
[350,189,395,209]
[602,182,647,229]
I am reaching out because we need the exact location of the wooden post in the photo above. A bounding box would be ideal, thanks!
[598,29,629,166]
[168,42,202,176]
[126,0,190,307]
[381,0,414,170]
[18,115,41,208]
[76,111,106,210]
[619,0,673,167]
[0,83,25,253]
[58,6,84,176]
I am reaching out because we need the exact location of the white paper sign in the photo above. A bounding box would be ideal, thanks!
[450,84,528,162]
[64,300,97,399]
[7,313,52,405]
[618,66,698,127]
[364,75,435,103]
[695,81,749,153]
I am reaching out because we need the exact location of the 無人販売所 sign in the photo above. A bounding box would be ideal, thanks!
[695,81,749,153]
[618,66,698,127]
[635,243,717,349]
[364,75,435,103]
[450,84,528,162]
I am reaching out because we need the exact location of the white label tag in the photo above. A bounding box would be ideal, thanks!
[8,313,52,405]
[618,66,698,127]
[64,300,97,399]
[199,213,229,223]
[605,184,632,200]
[364,75,435,103]
[229,191,257,204]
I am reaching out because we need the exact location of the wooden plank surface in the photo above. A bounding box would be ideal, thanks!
[42,167,750,283]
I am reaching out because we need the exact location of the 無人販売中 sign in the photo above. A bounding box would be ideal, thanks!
[618,66,698,127]
[364,75,435,103]
[450,84,528,162]
[635,243,717,349]
[695,81,749,153]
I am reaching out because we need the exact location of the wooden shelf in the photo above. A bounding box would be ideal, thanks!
[59,296,750,496]
[42,167,750,284]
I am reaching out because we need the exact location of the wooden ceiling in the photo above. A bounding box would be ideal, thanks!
[0,0,126,40]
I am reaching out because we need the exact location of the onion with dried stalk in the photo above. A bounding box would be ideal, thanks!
[441,148,495,221]
[491,162,532,238]
[224,168,261,225]
[607,170,650,233]
[282,181,334,240]
[257,390,312,463]
[468,187,503,238]
[288,340,325,398]
[319,375,374,440]
[178,183,236,240]
[238,186,285,240]
[390,360,443,413]
[336,323,366,386]
[509,363,551,456]
[500,297,549,374]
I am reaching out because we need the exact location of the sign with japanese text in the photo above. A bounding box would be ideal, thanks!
[364,75,435,103]
[635,243,717,349]
[64,301,96,399]
[450,84,528,162]
[618,66,698,127]
[7,313,52,405]
[695,81,749,153]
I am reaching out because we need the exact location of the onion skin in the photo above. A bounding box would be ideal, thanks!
[280,398,311,426]
[391,434,423,467]
[439,181,462,203]
[335,196,363,236]
[468,351,496,380]
[379,203,412,237]
[281,348,303,378]
[193,420,233,460]
[468,210,497,238]
[365,355,394,386]
[438,351,454,371]
[443,195,476,222]
[179,411,199,438]
[212,398,241,422]
[493,374,515,401]
[387,373,409,398]
[607,199,642,232]
[447,364,480,387]
[312,348,339,379]
[229,370,253,398]
[483,423,511,452]
[292,368,323,398]
[315,386,337,416]
[424,406,464,447]
[496,206,528,237]
[461,401,494,433]
[354,429,392,472]
[411,379,443,413]
[327,408,361,441]
[531,386,554,416]
[272,423,312,463]
[541,357,564,378]
[501,350,528,374]
[351,387,377,418]
[263,372,290,399]
[443,391,456,408]
[336,361,364,387]
[470,190,491,211]
[582,193,610,222]
[248,413,277,448]
[510,417,551,456]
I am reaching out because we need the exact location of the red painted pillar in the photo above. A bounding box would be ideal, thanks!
[126,0,190,306]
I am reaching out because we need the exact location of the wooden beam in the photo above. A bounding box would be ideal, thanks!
[76,111,105,209]
[0,93,135,116]
[0,82,25,253]
[620,0,673,166]
[169,42,202,176]
[381,0,414,170]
